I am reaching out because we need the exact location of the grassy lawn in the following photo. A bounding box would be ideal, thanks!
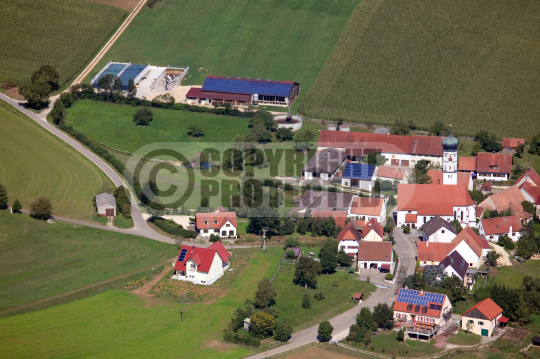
[0,100,110,220]
[349,330,442,356]
[87,0,362,111]
[299,0,540,140]
[113,215,134,229]
[272,264,376,331]
[0,211,176,310]
[0,0,126,85]
[492,261,540,288]
[0,247,281,359]
[453,297,477,315]
[513,153,540,178]
[446,330,482,345]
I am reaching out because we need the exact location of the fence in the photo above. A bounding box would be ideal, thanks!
[270,261,283,283]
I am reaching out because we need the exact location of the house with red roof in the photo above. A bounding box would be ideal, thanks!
[338,221,362,255]
[173,242,231,285]
[348,196,386,224]
[502,138,525,154]
[376,166,411,184]
[478,185,533,222]
[476,153,513,182]
[317,130,443,168]
[478,215,524,242]
[480,181,492,195]
[311,210,347,229]
[516,168,540,216]
[418,227,485,268]
[428,169,473,190]
[461,298,505,337]
[195,211,237,239]
[397,184,476,229]
[362,218,384,242]
[458,157,477,173]
[393,288,453,340]
[357,241,393,271]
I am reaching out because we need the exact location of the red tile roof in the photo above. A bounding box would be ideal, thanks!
[363,218,384,238]
[405,214,417,223]
[480,216,524,235]
[377,166,409,180]
[476,153,512,174]
[480,182,492,192]
[357,241,393,261]
[393,288,447,317]
[397,184,474,212]
[350,197,384,216]
[427,170,469,186]
[517,168,540,187]
[186,87,251,102]
[502,138,525,148]
[463,298,503,320]
[311,210,347,228]
[475,206,485,218]
[338,221,363,242]
[418,201,454,216]
[174,244,230,272]
[479,186,532,220]
[521,184,540,204]
[318,130,443,156]
[480,236,491,250]
[418,226,483,262]
[458,157,477,172]
[196,212,237,230]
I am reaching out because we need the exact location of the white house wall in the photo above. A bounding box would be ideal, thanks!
[97,204,116,216]
[451,242,481,269]
[339,239,359,254]
[424,227,456,243]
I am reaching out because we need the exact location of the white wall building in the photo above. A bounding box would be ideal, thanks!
[173,242,231,285]
[478,216,523,242]
[196,211,237,239]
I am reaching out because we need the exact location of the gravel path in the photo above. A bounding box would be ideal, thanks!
[491,243,513,266]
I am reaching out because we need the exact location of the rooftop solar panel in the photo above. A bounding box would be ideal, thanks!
[342,163,376,180]
[178,249,187,262]
[202,77,294,97]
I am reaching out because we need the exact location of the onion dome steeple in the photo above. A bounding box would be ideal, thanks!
[442,125,459,151]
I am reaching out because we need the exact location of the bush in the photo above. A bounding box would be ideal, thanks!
[314,291,325,300]
[250,312,275,337]
[385,273,394,280]
[397,329,404,342]
[286,249,296,259]
[497,235,515,250]
[152,218,197,238]
[133,107,153,125]
[284,236,300,248]
[318,321,334,341]
[284,183,294,191]
[403,225,410,234]
[302,293,311,309]
[30,196,53,220]
[274,323,292,342]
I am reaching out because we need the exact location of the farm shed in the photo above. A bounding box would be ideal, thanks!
[95,193,116,217]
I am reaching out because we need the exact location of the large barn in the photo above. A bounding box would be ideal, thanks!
[186,76,300,107]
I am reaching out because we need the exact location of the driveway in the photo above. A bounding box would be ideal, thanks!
[491,243,513,266]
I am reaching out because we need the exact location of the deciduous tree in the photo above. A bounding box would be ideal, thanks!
[274,323,292,341]
[31,65,59,91]
[250,312,275,337]
[356,307,377,331]
[294,256,321,288]
[337,248,352,267]
[485,250,501,267]
[367,151,387,166]
[254,278,277,309]
[276,127,293,141]
[373,303,394,329]
[294,130,314,152]
[187,123,204,137]
[30,197,53,220]
[302,292,311,309]
[319,238,338,273]
[19,81,51,108]
[133,107,153,125]
[318,321,333,341]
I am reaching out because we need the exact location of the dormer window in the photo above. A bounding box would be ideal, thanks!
[213,221,218,225]
[226,224,230,227]
[204,221,208,225]
[190,263,196,269]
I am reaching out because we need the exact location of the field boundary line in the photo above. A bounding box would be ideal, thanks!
[71,0,147,86]
[0,258,173,317]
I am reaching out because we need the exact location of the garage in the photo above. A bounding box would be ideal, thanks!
[391,159,399,166]
[401,160,409,166]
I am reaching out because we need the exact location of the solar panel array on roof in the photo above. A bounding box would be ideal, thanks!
[202,77,294,97]
[397,289,445,306]
[342,163,376,180]
[178,249,187,262]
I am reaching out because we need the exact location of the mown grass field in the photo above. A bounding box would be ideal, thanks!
[446,330,482,345]
[272,263,376,331]
[87,0,362,110]
[349,330,441,357]
[0,0,126,85]
[493,261,540,288]
[0,101,110,220]
[299,0,540,140]
[0,247,282,359]
[0,211,176,311]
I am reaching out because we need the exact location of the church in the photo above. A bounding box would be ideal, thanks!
[396,128,477,229]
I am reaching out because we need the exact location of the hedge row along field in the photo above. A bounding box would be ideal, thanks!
[0,0,126,86]
[299,0,540,140]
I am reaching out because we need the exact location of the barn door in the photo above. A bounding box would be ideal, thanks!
[106,208,114,217]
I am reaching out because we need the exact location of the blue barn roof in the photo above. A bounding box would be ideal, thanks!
[202,76,296,97]
[342,163,376,180]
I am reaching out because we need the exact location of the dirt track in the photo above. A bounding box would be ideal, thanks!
[491,243,513,266]
[85,0,140,11]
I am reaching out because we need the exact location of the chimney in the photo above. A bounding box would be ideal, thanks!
[420,290,424,296]
[426,240,429,247]
[192,245,195,249]
[509,225,512,236]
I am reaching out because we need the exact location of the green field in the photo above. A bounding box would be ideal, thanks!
[88,0,362,110]
[0,211,176,311]
[349,330,442,356]
[272,263,376,331]
[0,0,126,85]
[0,248,281,359]
[446,330,482,346]
[299,0,540,140]
[0,101,110,220]
[493,261,540,288]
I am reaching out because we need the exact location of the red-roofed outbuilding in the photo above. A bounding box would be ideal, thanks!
[462,298,504,336]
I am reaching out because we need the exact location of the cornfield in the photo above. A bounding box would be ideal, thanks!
[299,0,540,140]
[0,0,126,86]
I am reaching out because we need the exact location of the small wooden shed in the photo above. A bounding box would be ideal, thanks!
[352,293,363,303]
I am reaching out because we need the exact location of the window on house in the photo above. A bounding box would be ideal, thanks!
[478,321,484,325]
[191,264,196,269]
[226,224,230,227]
[468,320,473,324]
[204,230,208,233]
[201,281,206,284]
[213,221,218,224]
[214,229,218,233]
[204,221,208,225]
[423,261,427,264]
[470,263,473,267]
[490,235,494,239]
[512,232,516,236]
[442,230,445,233]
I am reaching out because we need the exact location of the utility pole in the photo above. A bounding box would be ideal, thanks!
[262,228,267,252]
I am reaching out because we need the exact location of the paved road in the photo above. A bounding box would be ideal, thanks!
[0,93,176,245]
[244,228,416,359]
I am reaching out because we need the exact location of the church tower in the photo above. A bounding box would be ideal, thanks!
[442,125,459,185]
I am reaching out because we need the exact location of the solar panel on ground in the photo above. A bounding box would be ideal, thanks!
[202,77,294,97]
[178,249,187,262]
